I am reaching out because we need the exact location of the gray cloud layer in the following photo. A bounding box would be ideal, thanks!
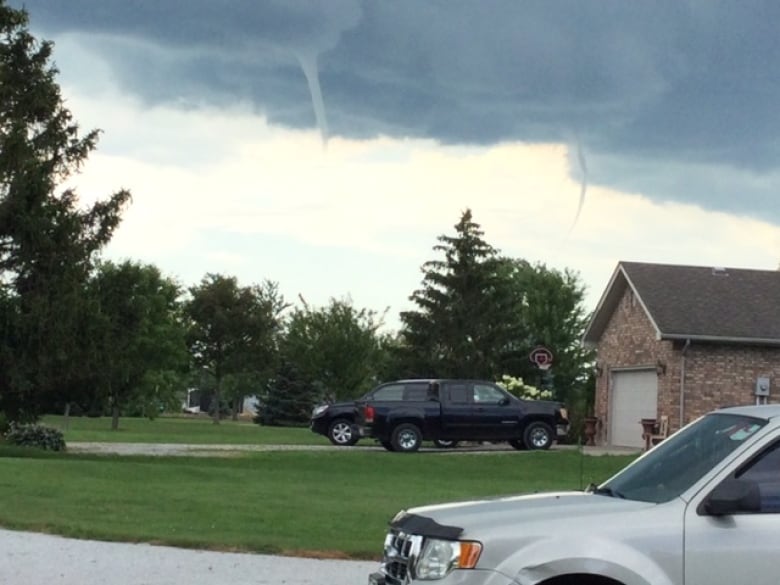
[14,0,780,222]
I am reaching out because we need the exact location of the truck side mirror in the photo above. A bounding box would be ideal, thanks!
[499,397,510,406]
[701,479,761,516]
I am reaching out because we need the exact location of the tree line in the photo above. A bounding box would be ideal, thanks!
[0,3,594,429]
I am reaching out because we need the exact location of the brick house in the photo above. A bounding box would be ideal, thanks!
[582,261,780,448]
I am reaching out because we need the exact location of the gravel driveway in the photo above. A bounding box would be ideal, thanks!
[0,528,377,585]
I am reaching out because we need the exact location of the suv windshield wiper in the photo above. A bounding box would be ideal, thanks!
[585,484,625,499]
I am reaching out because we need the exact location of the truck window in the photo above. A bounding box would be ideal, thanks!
[403,383,429,401]
[474,383,506,404]
[444,383,470,404]
[371,384,405,401]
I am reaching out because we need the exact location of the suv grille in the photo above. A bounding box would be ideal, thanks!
[380,529,423,585]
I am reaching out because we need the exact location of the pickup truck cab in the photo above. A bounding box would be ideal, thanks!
[356,378,568,452]
[369,404,780,585]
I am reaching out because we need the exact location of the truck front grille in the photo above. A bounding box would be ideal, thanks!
[380,529,423,585]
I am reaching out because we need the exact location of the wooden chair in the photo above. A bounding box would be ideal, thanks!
[650,416,669,446]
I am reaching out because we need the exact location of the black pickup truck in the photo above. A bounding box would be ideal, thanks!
[356,378,568,452]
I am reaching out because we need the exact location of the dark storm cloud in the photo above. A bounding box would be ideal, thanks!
[13,0,780,221]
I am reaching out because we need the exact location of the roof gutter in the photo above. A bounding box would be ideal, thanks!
[662,333,780,347]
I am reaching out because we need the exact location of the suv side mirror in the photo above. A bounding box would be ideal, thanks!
[499,397,510,406]
[701,479,761,516]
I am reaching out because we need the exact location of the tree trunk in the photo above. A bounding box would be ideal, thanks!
[110,382,120,431]
[212,377,221,425]
[62,402,71,431]
[231,396,241,421]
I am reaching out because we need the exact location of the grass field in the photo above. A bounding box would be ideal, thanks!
[41,414,325,445]
[0,445,635,559]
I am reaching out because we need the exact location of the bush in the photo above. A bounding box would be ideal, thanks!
[496,375,553,401]
[4,422,66,451]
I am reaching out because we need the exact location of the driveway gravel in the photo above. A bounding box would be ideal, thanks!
[0,528,377,585]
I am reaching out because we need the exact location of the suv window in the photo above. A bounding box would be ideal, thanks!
[736,441,780,513]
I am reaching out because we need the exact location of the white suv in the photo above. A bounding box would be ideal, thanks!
[369,404,780,585]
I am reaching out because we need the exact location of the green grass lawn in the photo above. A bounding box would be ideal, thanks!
[0,447,634,559]
[41,414,325,445]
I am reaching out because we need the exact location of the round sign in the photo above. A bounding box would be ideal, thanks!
[529,346,554,370]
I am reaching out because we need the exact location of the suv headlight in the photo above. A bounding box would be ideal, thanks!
[414,539,482,580]
[312,405,329,417]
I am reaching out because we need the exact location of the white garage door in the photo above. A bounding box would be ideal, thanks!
[610,370,658,448]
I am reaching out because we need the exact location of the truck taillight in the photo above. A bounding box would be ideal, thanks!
[364,405,375,423]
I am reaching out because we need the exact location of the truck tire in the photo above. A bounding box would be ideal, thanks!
[328,419,359,446]
[523,421,554,450]
[433,439,459,449]
[391,423,422,452]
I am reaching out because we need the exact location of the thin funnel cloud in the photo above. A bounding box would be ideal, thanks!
[297,51,329,149]
[569,138,588,233]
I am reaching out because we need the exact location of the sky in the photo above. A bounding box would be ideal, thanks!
[12,0,780,330]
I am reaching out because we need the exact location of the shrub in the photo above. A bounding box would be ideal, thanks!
[4,422,66,451]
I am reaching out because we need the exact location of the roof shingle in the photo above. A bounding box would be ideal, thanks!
[584,261,780,344]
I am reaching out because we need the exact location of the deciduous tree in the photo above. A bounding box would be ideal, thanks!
[87,261,188,430]
[280,297,385,406]
[185,274,286,424]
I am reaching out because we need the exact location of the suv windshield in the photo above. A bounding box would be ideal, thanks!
[599,413,766,503]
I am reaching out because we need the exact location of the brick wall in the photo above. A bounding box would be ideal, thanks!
[594,285,780,445]
[681,344,780,424]
[594,286,670,443]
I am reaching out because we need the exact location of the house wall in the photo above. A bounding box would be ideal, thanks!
[595,287,780,445]
[595,286,673,444]
[681,343,780,423]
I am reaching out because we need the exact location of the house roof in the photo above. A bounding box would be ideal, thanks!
[583,261,780,346]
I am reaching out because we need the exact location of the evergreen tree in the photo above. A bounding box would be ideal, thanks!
[399,209,520,379]
[255,359,317,426]
[0,3,130,420]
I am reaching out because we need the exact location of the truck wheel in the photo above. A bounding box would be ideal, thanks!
[380,440,395,451]
[433,439,459,449]
[391,423,422,452]
[523,421,554,450]
[328,419,358,446]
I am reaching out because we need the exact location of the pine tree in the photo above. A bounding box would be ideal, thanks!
[0,3,130,420]
[399,209,520,379]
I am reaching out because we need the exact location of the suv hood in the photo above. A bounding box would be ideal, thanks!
[398,491,655,539]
